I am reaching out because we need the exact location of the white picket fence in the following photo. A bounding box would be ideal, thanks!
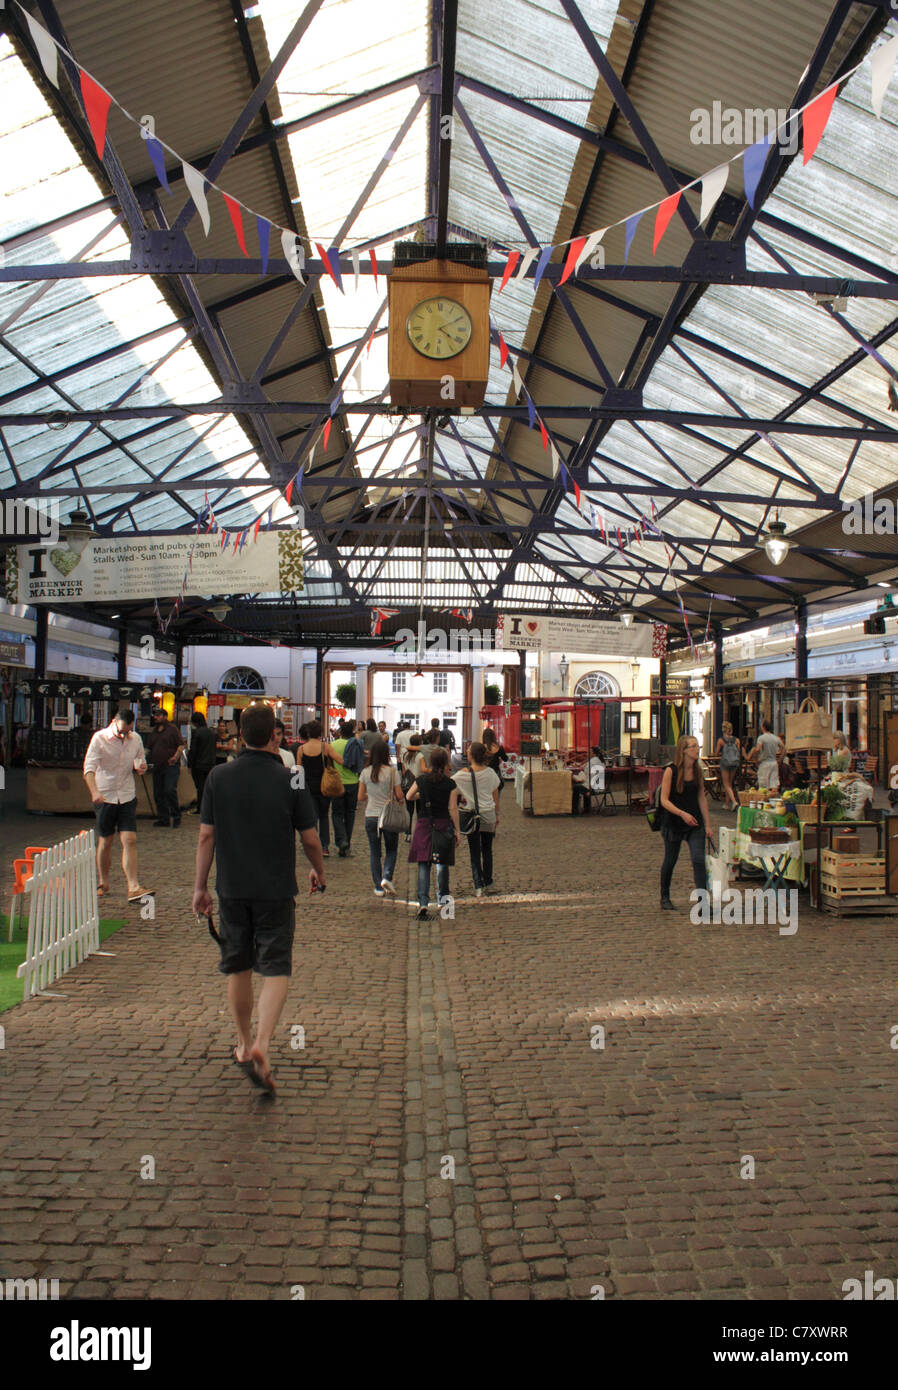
[16,831,100,1000]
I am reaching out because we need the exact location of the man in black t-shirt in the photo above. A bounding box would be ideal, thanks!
[193,704,325,1093]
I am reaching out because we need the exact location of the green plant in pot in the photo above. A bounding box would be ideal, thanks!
[483,683,501,705]
[335,682,357,710]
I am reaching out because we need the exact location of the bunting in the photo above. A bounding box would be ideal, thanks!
[370,606,399,636]
[223,193,248,255]
[499,250,520,292]
[80,72,113,160]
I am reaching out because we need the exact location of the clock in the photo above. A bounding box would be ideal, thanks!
[388,257,490,408]
[406,297,473,360]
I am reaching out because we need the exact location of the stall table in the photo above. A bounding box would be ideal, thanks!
[27,765,195,816]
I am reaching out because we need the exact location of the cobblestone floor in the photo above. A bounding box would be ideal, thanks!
[2,775,897,1300]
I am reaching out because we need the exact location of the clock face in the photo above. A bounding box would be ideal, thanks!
[405,297,473,360]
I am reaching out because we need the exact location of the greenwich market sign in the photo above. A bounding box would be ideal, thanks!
[496,613,659,657]
[5,532,303,605]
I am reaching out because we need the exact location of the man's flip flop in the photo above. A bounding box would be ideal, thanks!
[232,1048,265,1088]
[127,887,154,903]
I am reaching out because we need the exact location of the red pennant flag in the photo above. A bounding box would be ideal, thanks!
[323,418,332,449]
[285,478,294,505]
[499,250,520,293]
[617,528,624,549]
[573,477,581,509]
[653,192,681,255]
[80,73,113,160]
[370,248,379,287]
[365,330,375,354]
[803,84,838,164]
[539,419,548,451]
[316,242,338,286]
[560,237,587,285]
[253,516,262,541]
[233,532,241,554]
[223,194,248,255]
[498,334,509,368]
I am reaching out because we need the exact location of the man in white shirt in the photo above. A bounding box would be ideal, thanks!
[83,708,152,903]
[394,723,414,759]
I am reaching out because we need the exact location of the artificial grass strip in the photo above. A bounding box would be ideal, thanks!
[0,913,125,1013]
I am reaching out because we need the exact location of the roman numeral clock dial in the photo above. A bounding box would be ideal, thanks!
[406,298,473,359]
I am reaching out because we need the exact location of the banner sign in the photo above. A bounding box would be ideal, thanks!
[14,678,162,703]
[0,639,27,665]
[497,613,654,657]
[6,532,303,605]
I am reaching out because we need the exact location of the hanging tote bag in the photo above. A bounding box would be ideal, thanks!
[321,755,344,799]
[785,698,832,754]
[422,776,455,865]
[378,771,408,834]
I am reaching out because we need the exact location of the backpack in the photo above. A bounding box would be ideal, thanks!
[342,737,364,775]
[646,783,665,832]
[720,737,740,770]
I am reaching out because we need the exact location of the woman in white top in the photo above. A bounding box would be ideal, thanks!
[453,740,501,897]
[357,737,404,896]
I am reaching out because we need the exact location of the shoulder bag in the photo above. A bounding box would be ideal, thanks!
[458,768,482,837]
[321,754,344,799]
[378,770,408,834]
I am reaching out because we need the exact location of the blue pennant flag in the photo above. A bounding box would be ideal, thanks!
[146,137,171,194]
[743,135,772,209]
[330,390,342,416]
[533,245,553,290]
[624,212,643,265]
[526,393,536,429]
[327,247,344,292]
[257,217,270,276]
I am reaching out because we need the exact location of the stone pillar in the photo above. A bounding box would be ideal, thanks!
[354,663,370,723]
[472,666,487,735]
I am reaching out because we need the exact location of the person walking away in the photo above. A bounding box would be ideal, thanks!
[402,734,425,840]
[750,719,783,792]
[295,720,343,857]
[481,728,507,798]
[192,704,325,1094]
[358,718,380,764]
[187,712,217,815]
[146,706,186,827]
[659,735,714,911]
[82,707,152,903]
[419,729,439,771]
[406,746,460,921]
[358,737,404,896]
[716,721,742,811]
[453,741,500,896]
[394,721,413,762]
[330,719,364,856]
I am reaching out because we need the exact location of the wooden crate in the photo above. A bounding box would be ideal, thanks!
[821,848,885,898]
[526,771,572,816]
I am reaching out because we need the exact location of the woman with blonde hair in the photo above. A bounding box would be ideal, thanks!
[715,720,741,812]
[658,735,714,911]
[829,729,851,773]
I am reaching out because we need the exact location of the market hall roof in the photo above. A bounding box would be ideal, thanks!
[3,0,898,645]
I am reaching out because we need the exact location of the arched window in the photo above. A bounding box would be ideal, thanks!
[220,666,265,693]
[574,670,620,698]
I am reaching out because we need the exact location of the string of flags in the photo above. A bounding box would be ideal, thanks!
[17,2,898,296]
[154,493,275,634]
[370,607,400,637]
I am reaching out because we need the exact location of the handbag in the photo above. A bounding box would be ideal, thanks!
[421,776,455,865]
[785,698,832,754]
[378,771,408,833]
[321,755,344,799]
[458,766,482,837]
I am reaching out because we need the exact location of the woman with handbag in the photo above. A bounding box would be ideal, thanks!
[358,738,405,896]
[406,746,460,921]
[401,734,425,841]
[453,741,501,897]
[295,720,344,858]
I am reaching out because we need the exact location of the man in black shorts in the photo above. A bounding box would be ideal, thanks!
[82,707,152,903]
[192,703,325,1094]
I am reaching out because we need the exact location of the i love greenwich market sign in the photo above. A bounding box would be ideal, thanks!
[496,613,656,657]
[5,532,304,604]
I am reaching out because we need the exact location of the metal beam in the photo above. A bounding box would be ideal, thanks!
[435,0,459,254]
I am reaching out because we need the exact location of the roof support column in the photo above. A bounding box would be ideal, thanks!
[795,600,808,707]
[712,623,724,748]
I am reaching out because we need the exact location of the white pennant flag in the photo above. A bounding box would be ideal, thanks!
[281,230,306,284]
[351,249,361,293]
[309,433,318,466]
[352,361,364,395]
[550,442,559,475]
[25,13,59,87]
[871,34,898,118]
[515,246,539,282]
[511,360,523,395]
[699,163,729,224]
[576,228,605,272]
[182,164,211,236]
